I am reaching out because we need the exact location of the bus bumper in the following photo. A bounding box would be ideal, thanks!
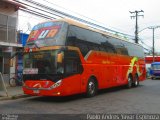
[23,86,65,96]
[22,80,66,96]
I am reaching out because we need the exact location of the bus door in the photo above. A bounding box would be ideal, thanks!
[102,55,114,87]
[103,65,112,87]
[108,55,122,86]
[116,65,123,85]
[63,50,83,94]
[114,56,124,85]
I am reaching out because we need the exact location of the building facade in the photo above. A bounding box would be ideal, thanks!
[145,56,160,68]
[0,0,24,84]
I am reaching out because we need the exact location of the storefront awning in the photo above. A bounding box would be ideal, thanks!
[0,42,23,48]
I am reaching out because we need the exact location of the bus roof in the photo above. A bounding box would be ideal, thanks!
[37,18,143,48]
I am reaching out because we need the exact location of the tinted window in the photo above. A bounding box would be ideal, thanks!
[152,64,160,70]
[66,25,144,58]
[65,51,82,74]
[122,41,144,58]
[66,25,116,56]
[23,50,58,74]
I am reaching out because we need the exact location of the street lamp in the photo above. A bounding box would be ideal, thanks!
[148,26,160,62]
[139,26,160,62]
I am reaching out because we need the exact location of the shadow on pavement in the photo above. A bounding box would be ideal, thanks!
[27,84,144,103]
[27,94,85,103]
[98,84,144,95]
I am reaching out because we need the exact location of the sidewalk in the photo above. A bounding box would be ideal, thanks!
[0,86,29,101]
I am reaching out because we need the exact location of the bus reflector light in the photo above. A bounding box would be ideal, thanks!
[52,92,61,95]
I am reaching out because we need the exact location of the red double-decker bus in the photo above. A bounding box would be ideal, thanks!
[23,19,146,97]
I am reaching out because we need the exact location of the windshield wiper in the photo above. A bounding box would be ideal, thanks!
[34,41,40,49]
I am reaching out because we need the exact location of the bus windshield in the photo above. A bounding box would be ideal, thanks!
[152,64,160,70]
[23,50,64,75]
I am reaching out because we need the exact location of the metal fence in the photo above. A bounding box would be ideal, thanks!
[0,72,9,97]
[0,13,17,43]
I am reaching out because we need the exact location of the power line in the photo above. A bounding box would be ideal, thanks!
[42,0,134,35]
[13,0,62,18]
[15,0,135,40]
[139,39,152,49]
[14,0,152,53]
[139,31,160,41]
[19,7,55,20]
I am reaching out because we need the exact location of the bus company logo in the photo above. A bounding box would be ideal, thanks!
[33,83,42,88]
[44,81,49,87]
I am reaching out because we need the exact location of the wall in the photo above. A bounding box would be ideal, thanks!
[0,1,19,86]
[0,1,18,43]
[0,1,18,17]
[145,56,160,64]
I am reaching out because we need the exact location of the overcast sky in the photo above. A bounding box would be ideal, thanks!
[18,0,160,52]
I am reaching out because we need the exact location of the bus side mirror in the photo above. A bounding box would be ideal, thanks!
[57,53,63,63]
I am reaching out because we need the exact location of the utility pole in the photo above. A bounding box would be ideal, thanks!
[148,26,160,62]
[130,10,144,43]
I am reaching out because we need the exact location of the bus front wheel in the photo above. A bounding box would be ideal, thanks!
[86,78,97,97]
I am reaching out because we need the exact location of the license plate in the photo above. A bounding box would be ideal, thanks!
[33,90,39,94]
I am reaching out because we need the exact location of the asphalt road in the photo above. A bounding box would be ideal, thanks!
[0,79,160,115]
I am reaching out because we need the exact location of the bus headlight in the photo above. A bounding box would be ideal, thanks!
[50,80,62,89]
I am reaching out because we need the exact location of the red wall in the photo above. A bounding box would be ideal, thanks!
[145,56,160,63]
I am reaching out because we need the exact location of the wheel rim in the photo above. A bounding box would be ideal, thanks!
[135,78,138,86]
[88,81,95,95]
[135,80,138,86]
[135,76,139,86]
[128,76,132,87]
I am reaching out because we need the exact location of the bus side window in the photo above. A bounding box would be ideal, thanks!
[65,60,79,73]
[65,51,83,75]
[66,36,76,46]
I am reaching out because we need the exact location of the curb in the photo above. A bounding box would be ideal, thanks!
[0,94,30,101]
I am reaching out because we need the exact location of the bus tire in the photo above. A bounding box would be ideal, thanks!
[86,78,97,97]
[127,74,132,88]
[133,74,139,87]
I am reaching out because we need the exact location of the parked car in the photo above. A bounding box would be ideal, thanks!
[150,62,160,79]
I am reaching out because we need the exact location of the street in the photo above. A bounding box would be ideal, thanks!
[0,79,160,114]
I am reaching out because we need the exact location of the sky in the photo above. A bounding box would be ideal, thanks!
[18,0,160,53]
